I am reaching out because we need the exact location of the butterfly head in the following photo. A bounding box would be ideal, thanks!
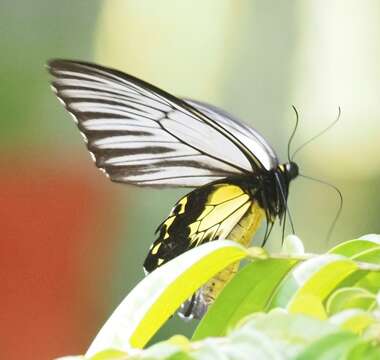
[276,161,299,186]
[282,161,299,182]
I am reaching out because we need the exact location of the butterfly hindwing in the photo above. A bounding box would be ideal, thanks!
[144,178,266,319]
[143,179,260,273]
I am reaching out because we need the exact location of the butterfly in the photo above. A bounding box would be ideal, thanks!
[47,59,299,319]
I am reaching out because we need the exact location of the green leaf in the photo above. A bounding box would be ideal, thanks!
[355,272,380,293]
[268,255,361,318]
[62,236,380,359]
[330,238,380,294]
[268,255,342,309]
[238,310,338,345]
[85,240,248,356]
[326,287,376,315]
[126,341,191,360]
[193,311,341,360]
[351,245,380,291]
[89,349,127,360]
[329,309,375,335]
[347,341,380,360]
[192,258,298,340]
[329,239,380,257]
[351,247,380,264]
[84,310,380,360]
[287,258,360,318]
[294,332,360,360]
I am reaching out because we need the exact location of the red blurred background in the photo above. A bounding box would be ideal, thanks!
[0,154,121,358]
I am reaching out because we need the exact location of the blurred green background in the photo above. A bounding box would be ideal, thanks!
[1,1,380,359]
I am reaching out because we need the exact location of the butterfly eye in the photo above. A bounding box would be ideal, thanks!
[286,162,299,180]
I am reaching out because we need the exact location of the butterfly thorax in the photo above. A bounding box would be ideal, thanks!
[253,161,298,223]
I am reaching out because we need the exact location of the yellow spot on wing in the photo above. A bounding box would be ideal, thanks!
[164,216,175,229]
[151,243,161,255]
[157,258,164,266]
[208,184,244,205]
[177,197,188,214]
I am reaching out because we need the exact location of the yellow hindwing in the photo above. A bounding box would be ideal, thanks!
[144,181,265,307]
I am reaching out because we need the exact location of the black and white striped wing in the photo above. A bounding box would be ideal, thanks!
[184,99,278,171]
[48,59,277,187]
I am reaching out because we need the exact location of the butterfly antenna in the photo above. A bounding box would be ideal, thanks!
[287,105,300,162]
[291,106,341,161]
[299,174,343,243]
[274,172,295,235]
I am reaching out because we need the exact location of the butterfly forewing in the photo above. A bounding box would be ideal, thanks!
[48,59,278,187]
[185,99,278,171]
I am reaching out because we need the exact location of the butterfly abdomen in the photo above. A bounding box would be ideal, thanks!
[201,201,265,306]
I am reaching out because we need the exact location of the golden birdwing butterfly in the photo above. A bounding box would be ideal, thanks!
[47,59,299,319]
